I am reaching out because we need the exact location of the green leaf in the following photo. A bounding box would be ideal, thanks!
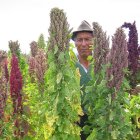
[56,72,63,84]
[109,109,114,121]
[48,85,55,92]
[87,129,97,140]
[54,45,58,54]
[111,130,118,139]
[58,52,65,62]
[87,55,93,61]
[108,94,112,105]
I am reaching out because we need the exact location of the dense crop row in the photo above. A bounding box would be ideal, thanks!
[0,7,140,140]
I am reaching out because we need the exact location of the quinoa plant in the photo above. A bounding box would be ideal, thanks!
[35,49,47,93]
[28,41,38,82]
[0,51,8,118]
[84,28,132,140]
[9,40,21,59]
[122,21,139,88]
[10,54,23,138]
[28,56,36,82]
[92,22,109,75]
[44,7,82,140]
[106,28,128,92]
[138,45,140,56]
[37,34,46,50]
[8,40,27,81]
[30,41,38,57]
[22,74,44,139]
[0,50,8,136]
[22,41,48,139]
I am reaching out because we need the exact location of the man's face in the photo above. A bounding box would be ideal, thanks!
[74,32,93,59]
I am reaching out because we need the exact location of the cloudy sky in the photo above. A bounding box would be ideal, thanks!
[0,0,140,53]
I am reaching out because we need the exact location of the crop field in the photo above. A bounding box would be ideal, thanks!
[0,7,140,140]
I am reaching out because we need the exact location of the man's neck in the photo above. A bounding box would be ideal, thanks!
[78,55,90,70]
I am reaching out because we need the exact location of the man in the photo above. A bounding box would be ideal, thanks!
[71,20,94,100]
[72,20,94,87]
[71,20,94,140]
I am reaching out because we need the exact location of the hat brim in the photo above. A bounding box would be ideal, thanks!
[71,30,93,41]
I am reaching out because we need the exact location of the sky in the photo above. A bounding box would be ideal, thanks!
[0,0,140,54]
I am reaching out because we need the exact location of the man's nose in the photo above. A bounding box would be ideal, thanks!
[81,39,87,45]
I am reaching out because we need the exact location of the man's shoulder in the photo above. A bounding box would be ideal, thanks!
[75,61,85,72]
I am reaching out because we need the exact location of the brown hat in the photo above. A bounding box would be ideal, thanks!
[71,20,93,41]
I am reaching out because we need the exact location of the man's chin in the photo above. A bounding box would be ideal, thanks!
[81,55,90,59]
[81,53,92,58]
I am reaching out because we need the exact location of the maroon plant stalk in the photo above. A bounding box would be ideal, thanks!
[106,28,128,93]
[10,54,23,114]
[138,45,140,56]
[0,51,8,119]
[35,49,47,84]
[30,41,38,57]
[0,77,7,119]
[122,21,139,88]
[4,59,9,83]
[28,56,36,82]
[138,45,140,69]
[10,54,23,137]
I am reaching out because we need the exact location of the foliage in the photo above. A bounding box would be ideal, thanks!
[129,93,140,139]
[84,63,133,140]
[83,27,133,140]
[45,7,82,139]
[44,50,82,140]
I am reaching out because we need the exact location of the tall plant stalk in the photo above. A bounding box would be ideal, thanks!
[84,28,132,140]
[122,21,139,88]
[0,50,8,137]
[106,28,128,93]
[45,7,82,139]
[10,54,23,138]
[92,22,109,75]
[37,34,46,50]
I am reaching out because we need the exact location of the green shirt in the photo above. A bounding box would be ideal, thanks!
[76,61,92,112]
